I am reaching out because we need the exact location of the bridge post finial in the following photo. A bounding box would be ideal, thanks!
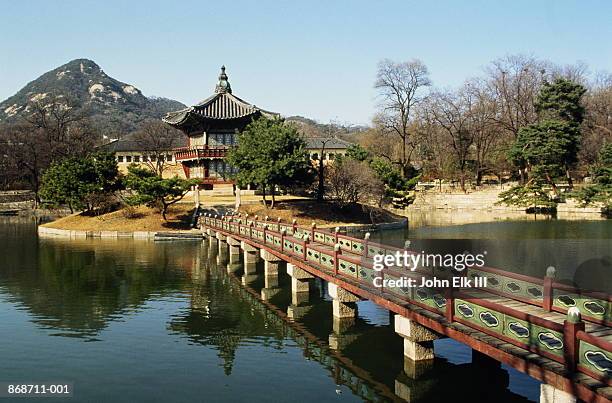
[567,307,582,324]
[364,232,371,257]
[543,266,556,312]
[265,215,269,221]
[277,217,281,223]
[333,243,341,274]
[563,306,585,372]
[404,240,411,250]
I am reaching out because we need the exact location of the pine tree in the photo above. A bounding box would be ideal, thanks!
[226,117,315,207]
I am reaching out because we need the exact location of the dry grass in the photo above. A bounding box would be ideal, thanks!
[237,199,400,227]
[42,204,195,232]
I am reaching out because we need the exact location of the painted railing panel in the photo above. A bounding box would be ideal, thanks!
[552,288,611,324]
[577,336,612,383]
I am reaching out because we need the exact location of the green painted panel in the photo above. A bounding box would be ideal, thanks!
[498,277,544,302]
[579,340,612,379]
[351,240,365,254]
[306,248,320,265]
[338,238,352,252]
[294,243,304,255]
[552,290,610,322]
[367,245,386,257]
[324,234,335,246]
[320,252,334,268]
[273,236,281,247]
[454,299,503,335]
[358,265,376,284]
[531,324,564,357]
[412,287,445,312]
[502,315,531,343]
[314,232,325,242]
[338,258,357,277]
[384,274,412,299]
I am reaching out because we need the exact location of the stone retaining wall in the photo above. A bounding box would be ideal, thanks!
[410,188,604,215]
[39,226,160,239]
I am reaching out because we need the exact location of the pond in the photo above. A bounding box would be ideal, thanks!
[0,215,610,402]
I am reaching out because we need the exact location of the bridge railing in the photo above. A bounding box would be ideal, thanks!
[201,214,612,385]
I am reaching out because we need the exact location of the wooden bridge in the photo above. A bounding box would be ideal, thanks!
[200,213,612,403]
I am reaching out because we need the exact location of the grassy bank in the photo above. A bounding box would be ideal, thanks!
[41,204,195,232]
[236,199,401,227]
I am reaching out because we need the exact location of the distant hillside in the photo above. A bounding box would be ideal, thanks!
[0,59,186,136]
[286,115,369,137]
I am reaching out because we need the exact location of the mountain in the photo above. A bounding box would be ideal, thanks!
[0,59,186,136]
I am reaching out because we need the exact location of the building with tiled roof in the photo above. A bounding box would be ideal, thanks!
[161,66,281,187]
[100,66,353,186]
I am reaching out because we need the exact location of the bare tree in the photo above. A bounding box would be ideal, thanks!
[134,120,183,176]
[375,59,431,177]
[326,159,384,208]
[428,90,475,192]
[464,80,499,185]
[580,73,612,171]
[2,99,97,201]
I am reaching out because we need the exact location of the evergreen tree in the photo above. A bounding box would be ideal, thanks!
[124,165,197,220]
[40,152,120,213]
[226,117,315,207]
[500,78,586,209]
[573,143,612,213]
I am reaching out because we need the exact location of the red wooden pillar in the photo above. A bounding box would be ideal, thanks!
[333,244,340,275]
[311,222,316,242]
[563,307,585,372]
[280,229,286,253]
[543,266,556,311]
[302,236,309,261]
[292,219,298,234]
[445,288,454,322]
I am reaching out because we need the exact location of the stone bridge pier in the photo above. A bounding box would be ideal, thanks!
[207,234,218,260]
[286,263,313,319]
[226,236,241,265]
[241,241,259,275]
[394,315,441,368]
[215,232,228,264]
[260,249,281,301]
[328,283,359,319]
[327,283,360,350]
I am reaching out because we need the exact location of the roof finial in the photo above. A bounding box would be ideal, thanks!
[215,65,232,94]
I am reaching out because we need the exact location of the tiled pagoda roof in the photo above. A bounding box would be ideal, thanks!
[162,66,278,127]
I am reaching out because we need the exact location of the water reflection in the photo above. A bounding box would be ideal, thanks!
[0,217,544,401]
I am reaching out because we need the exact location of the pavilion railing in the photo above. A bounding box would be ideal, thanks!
[175,146,228,161]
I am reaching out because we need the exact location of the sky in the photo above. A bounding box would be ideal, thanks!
[1,0,611,125]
